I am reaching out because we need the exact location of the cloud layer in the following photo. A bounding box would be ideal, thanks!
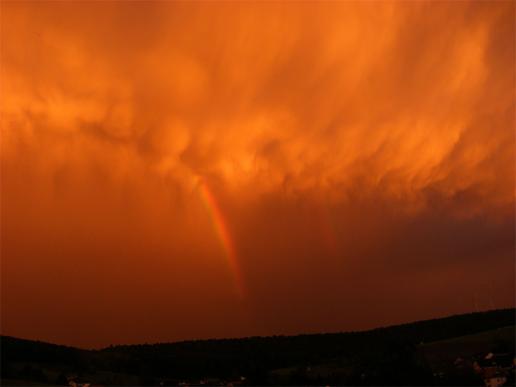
[1,1,514,348]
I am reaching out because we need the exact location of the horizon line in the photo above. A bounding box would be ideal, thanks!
[1,307,514,351]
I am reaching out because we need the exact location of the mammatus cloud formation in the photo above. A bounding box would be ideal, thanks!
[1,1,514,348]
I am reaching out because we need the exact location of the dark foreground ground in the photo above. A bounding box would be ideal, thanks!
[1,309,515,386]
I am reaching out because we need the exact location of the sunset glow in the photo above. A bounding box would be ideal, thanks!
[0,1,514,348]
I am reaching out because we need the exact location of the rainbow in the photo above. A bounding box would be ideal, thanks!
[316,204,338,257]
[199,180,246,299]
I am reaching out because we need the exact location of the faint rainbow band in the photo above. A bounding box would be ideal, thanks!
[199,180,246,299]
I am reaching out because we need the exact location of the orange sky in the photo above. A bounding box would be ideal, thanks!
[1,1,514,349]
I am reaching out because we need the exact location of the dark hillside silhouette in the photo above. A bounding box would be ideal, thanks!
[1,309,514,385]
